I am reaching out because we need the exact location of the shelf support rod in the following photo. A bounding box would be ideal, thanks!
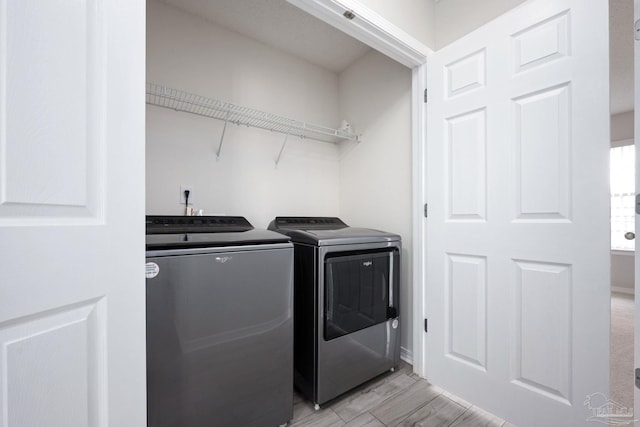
[216,113,229,160]
[275,129,291,166]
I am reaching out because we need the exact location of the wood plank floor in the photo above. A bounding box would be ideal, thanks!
[290,362,514,427]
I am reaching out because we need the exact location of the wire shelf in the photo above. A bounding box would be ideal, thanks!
[146,83,361,144]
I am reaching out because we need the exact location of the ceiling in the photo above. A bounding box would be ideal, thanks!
[159,0,634,114]
[157,0,371,73]
[610,0,634,115]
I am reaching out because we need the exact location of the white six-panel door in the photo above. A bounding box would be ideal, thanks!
[426,0,610,425]
[0,1,146,426]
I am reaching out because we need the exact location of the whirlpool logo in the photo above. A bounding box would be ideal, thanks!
[215,256,232,264]
[363,261,373,267]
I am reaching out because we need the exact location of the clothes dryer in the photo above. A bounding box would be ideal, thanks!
[268,217,401,408]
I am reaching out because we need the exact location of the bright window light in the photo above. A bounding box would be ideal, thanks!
[610,144,635,251]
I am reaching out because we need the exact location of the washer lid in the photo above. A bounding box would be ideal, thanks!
[146,229,290,250]
[268,217,400,246]
[146,216,290,250]
[269,216,348,231]
[146,215,254,234]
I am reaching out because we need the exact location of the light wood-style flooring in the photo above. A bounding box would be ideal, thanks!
[290,362,514,427]
[611,292,634,411]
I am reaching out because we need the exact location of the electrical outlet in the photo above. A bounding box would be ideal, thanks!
[180,185,193,204]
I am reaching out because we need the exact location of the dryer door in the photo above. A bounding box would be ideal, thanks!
[316,244,400,405]
[324,248,399,341]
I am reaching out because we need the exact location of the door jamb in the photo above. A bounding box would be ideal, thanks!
[286,0,431,376]
[410,63,428,376]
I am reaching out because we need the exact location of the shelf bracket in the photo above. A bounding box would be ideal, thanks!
[216,114,229,160]
[275,129,291,166]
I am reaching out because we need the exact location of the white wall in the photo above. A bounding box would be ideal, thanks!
[358,0,436,49]
[612,253,634,292]
[338,50,413,353]
[612,110,634,144]
[357,0,529,50]
[147,0,341,228]
[611,111,635,292]
[434,0,526,48]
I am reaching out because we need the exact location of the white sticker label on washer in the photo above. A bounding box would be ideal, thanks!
[145,262,160,279]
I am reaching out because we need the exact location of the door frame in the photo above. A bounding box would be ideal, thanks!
[286,0,430,376]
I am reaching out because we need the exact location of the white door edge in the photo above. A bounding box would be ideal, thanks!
[634,0,640,417]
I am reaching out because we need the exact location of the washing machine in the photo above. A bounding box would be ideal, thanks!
[146,215,293,427]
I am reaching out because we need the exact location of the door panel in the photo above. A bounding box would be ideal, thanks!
[0,300,104,426]
[446,253,487,370]
[513,260,572,404]
[1,0,102,222]
[446,109,487,221]
[426,0,610,425]
[0,1,146,425]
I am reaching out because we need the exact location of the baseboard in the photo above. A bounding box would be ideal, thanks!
[612,285,634,295]
[400,346,413,365]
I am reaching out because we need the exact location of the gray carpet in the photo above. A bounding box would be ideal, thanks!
[611,292,634,411]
